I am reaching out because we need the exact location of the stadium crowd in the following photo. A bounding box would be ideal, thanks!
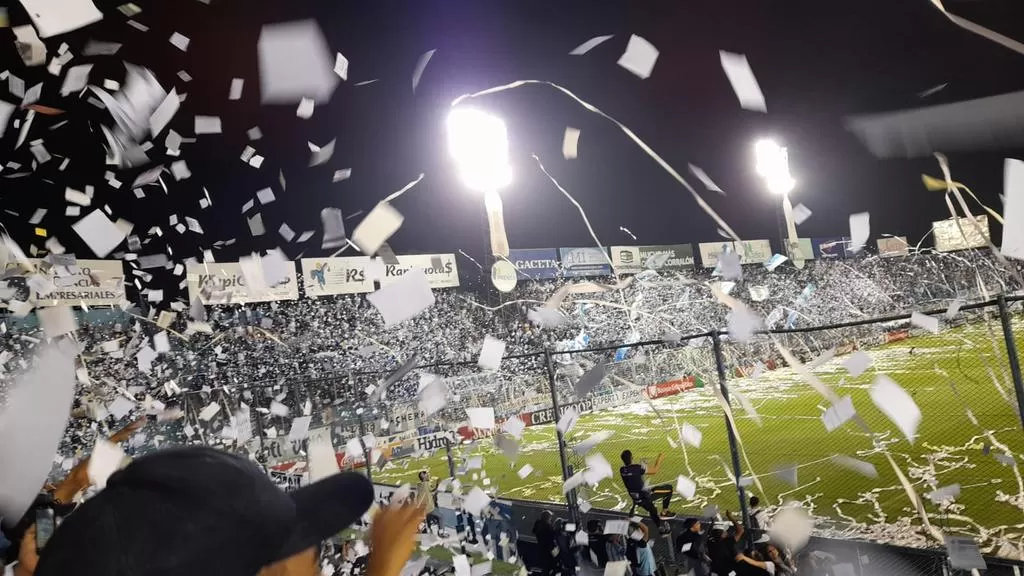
[1,249,1023,575]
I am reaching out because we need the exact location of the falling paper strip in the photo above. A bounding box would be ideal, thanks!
[688,164,723,193]
[720,51,767,112]
[412,49,436,92]
[870,375,921,444]
[562,127,580,159]
[569,34,613,55]
[0,346,75,523]
[832,455,877,478]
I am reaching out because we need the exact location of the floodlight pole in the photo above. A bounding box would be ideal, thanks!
[483,189,510,258]
[711,331,751,531]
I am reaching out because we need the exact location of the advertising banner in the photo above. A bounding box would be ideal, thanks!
[644,376,702,400]
[186,261,298,304]
[735,240,772,264]
[611,245,695,274]
[698,242,734,268]
[933,216,990,252]
[699,241,772,267]
[507,249,560,280]
[301,257,373,297]
[877,236,909,257]
[812,237,850,259]
[785,238,815,262]
[378,253,459,289]
[2,258,126,307]
[558,247,611,277]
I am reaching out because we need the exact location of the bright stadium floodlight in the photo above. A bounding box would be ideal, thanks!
[756,138,805,268]
[755,138,795,196]
[447,107,513,259]
[447,107,512,193]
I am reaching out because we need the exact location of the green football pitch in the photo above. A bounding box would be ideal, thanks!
[376,317,1024,555]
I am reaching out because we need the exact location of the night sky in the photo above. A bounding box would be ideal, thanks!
[2,0,1024,296]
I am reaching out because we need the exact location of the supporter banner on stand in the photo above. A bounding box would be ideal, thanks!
[1,258,126,307]
[644,376,703,399]
[611,245,695,274]
[699,241,771,268]
[933,216,990,252]
[378,253,460,288]
[559,247,611,277]
[300,257,374,296]
[186,262,299,304]
[507,249,560,280]
[812,237,850,259]
[877,236,910,257]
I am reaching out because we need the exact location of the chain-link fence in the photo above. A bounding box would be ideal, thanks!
[173,295,1024,569]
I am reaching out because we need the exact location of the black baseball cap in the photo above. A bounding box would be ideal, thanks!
[35,446,374,576]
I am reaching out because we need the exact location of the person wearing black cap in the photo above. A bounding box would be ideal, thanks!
[22,446,423,576]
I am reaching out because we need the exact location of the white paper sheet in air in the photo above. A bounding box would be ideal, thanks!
[73,209,126,257]
[288,416,312,441]
[791,203,812,225]
[87,438,124,489]
[229,78,244,101]
[194,116,222,135]
[465,407,495,429]
[562,127,580,159]
[462,487,491,516]
[603,520,629,535]
[910,311,940,334]
[570,35,613,55]
[60,64,92,96]
[0,100,15,139]
[352,202,403,256]
[822,396,855,432]
[37,306,76,338]
[848,212,870,252]
[842,350,872,377]
[1003,158,1024,260]
[556,408,578,434]
[720,51,767,112]
[366,268,434,327]
[617,34,658,79]
[676,475,697,499]
[20,0,103,37]
[870,375,921,444]
[477,335,505,371]
[0,345,76,524]
[257,19,339,104]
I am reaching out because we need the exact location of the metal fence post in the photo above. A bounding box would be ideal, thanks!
[711,331,751,529]
[358,412,373,484]
[445,439,457,479]
[544,349,576,511]
[997,294,1024,429]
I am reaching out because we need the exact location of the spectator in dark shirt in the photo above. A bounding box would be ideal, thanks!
[676,518,709,576]
[619,450,675,533]
[532,511,559,576]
